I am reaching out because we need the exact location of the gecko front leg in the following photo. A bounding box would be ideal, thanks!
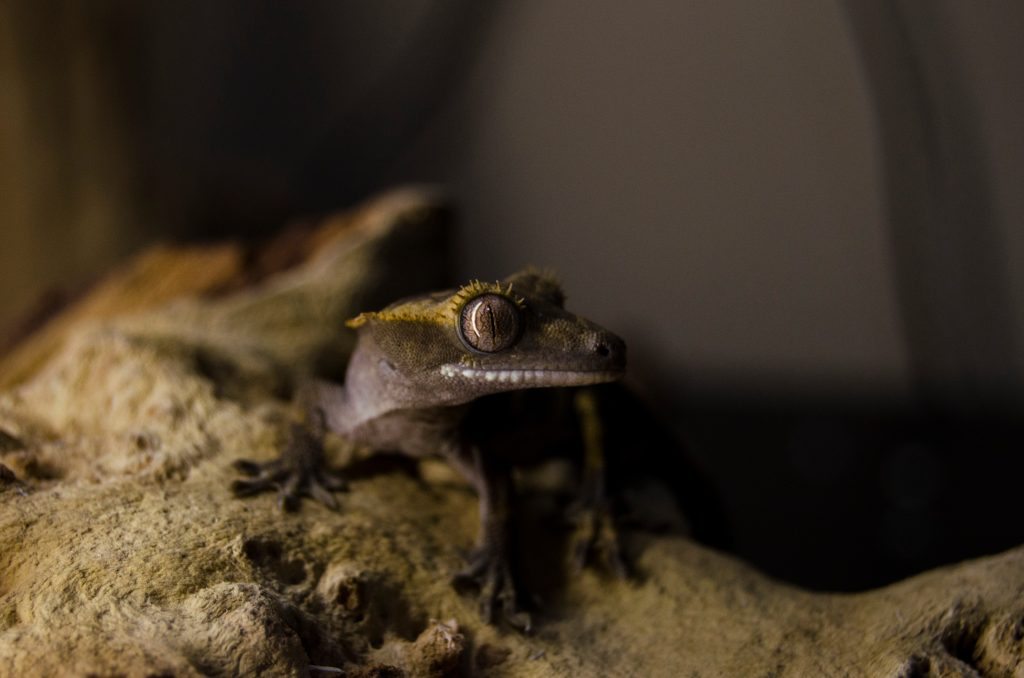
[567,388,627,577]
[449,443,531,632]
[231,406,348,512]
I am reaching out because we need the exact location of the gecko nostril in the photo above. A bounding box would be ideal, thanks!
[592,334,626,368]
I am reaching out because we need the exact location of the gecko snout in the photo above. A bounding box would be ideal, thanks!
[591,332,627,371]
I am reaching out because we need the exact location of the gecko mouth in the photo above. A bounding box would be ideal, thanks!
[439,364,623,387]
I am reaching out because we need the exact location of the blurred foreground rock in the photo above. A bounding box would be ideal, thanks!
[1,189,1022,677]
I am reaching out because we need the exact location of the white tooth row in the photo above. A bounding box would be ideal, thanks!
[439,364,611,385]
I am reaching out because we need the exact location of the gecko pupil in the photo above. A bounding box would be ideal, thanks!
[459,294,520,353]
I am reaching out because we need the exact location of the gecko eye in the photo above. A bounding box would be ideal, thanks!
[458,294,521,353]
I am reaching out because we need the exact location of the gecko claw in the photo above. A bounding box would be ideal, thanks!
[230,421,347,512]
[567,501,628,579]
[230,457,347,512]
[452,548,531,632]
[0,463,29,496]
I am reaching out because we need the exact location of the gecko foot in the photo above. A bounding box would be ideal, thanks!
[452,547,531,632]
[0,463,29,496]
[567,500,627,578]
[231,418,347,512]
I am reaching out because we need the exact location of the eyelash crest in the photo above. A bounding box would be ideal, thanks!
[345,279,526,329]
[449,280,526,316]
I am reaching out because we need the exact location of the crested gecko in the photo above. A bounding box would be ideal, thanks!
[232,269,626,629]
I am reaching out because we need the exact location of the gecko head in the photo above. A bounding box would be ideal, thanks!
[346,269,626,407]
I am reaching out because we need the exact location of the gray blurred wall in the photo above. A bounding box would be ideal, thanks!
[388,0,1024,409]
[390,0,908,403]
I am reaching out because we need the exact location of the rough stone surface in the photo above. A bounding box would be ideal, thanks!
[1,190,1022,677]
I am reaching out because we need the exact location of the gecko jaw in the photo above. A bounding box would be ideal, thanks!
[438,364,621,387]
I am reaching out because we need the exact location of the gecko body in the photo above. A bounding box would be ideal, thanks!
[233,269,626,628]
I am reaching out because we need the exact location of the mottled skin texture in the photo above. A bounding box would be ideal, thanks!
[232,270,626,628]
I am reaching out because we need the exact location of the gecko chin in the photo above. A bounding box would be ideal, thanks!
[438,364,623,388]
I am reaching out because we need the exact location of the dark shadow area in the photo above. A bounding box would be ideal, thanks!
[676,394,1024,591]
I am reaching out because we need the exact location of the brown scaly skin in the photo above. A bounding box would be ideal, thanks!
[232,270,626,629]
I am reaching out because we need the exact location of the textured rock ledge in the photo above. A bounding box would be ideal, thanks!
[1,190,1022,677]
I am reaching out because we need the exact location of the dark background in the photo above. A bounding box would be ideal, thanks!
[1,1,1021,591]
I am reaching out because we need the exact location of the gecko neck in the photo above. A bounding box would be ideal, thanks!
[323,343,422,435]
[315,342,469,455]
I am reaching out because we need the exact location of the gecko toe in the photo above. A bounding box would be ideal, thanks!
[230,448,346,511]
[568,501,629,578]
[308,478,340,509]
[320,469,349,492]
[231,476,280,497]
[278,491,301,513]
[231,459,265,476]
